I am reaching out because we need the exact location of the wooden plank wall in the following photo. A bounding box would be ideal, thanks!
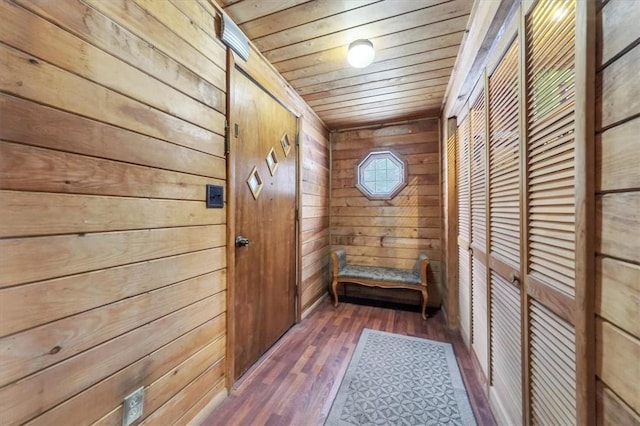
[0,0,330,424]
[330,118,442,307]
[595,0,640,423]
[300,116,332,313]
[0,0,228,424]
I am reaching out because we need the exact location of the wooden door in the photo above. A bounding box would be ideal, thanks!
[487,39,522,425]
[230,67,298,380]
[524,0,579,423]
[456,115,471,346]
[469,89,489,377]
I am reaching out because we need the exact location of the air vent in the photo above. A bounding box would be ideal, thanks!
[221,14,249,61]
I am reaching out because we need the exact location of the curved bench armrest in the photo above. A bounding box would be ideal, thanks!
[331,248,347,277]
[415,253,430,286]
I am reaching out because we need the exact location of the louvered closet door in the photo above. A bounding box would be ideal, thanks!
[469,92,489,376]
[456,116,471,345]
[525,0,578,423]
[487,39,522,425]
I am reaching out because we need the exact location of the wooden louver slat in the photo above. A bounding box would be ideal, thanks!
[526,0,577,298]
[458,245,471,341]
[472,257,488,374]
[529,300,577,425]
[470,94,487,251]
[490,271,522,424]
[458,117,471,242]
[489,40,520,268]
[457,116,472,343]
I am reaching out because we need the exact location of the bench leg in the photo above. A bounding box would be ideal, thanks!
[331,277,339,307]
[420,288,428,320]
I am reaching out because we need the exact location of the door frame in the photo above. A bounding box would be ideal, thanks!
[225,51,302,386]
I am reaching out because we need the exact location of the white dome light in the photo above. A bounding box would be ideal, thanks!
[347,39,375,68]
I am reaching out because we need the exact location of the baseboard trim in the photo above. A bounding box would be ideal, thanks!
[187,386,228,425]
[301,293,329,320]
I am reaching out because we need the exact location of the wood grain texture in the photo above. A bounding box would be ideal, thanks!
[596,117,640,192]
[222,0,472,128]
[596,381,640,426]
[15,0,225,112]
[26,316,225,426]
[0,0,229,424]
[0,248,225,338]
[595,319,640,414]
[595,8,640,421]
[595,256,640,339]
[331,119,443,307]
[596,193,640,263]
[598,0,640,67]
[202,299,497,426]
[0,95,225,175]
[597,44,640,129]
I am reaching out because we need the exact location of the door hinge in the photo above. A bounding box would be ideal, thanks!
[234,123,239,138]
[295,208,300,222]
[224,119,230,155]
[295,133,300,147]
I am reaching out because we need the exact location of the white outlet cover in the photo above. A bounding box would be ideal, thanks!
[123,387,145,426]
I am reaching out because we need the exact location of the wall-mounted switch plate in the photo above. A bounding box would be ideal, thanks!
[122,387,144,426]
[206,184,224,208]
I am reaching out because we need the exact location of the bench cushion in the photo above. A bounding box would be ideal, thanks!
[339,265,421,285]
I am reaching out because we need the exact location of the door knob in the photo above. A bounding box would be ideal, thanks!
[235,236,250,247]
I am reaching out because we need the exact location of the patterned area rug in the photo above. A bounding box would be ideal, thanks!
[324,329,477,426]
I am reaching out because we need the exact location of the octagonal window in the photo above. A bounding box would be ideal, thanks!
[355,150,407,200]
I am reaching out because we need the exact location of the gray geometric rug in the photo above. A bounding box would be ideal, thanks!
[324,329,477,426]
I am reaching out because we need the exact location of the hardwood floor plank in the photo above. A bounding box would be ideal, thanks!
[203,300,496,425]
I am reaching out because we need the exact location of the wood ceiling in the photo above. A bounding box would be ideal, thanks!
[220,0,473,129]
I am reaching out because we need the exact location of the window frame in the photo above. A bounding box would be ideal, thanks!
[354,149,408,200]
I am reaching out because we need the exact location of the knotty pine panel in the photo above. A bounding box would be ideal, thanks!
[27,316,225,426]
[595,2,640,421]
[0,1,222,132]
[330,118,443,307]
[0,0,228,424]
[15,0,225,112]
[0,95,225,176]
[0,249,225,338]
[596,381,640,426]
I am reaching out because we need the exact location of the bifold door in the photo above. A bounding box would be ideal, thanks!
[453,0,589,423]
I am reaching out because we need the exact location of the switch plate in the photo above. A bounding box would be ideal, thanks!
[206,184,224,208]
[122,387,144,426]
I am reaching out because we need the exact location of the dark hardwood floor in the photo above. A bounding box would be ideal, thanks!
[202,298,496,426]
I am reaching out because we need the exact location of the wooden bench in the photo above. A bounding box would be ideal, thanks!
[331,248,430,319]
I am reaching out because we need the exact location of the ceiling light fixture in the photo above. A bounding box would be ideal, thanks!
[347,39,375,68]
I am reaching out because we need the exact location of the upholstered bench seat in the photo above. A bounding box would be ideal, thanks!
[338,265,422,285]
[331,248,430,319]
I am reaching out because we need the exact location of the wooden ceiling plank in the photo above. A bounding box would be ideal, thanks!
[326,107,441,129]
[319,94,445,118]
[320,99,441,121]
[296,57,456,96]
[223,0,312,25]
[307,77,451,107]
[281,31,464,82]
[262,0,471,63]
[237,0,379,38]
[313,86,448,112]
[276,15,469,73]
[290,44,460,88]
[254,0,438,52]
[303,68,453,102]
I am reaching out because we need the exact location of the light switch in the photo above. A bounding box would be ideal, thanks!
[206,184,224,208]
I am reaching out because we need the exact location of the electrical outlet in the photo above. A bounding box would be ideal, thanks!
[122,387,144,426]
